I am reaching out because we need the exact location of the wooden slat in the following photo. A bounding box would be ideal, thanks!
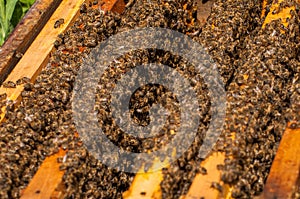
[123,158,170,199]
[261,0,269,19]
[0,0,62,84]
[184,152,226,199]
[102,0,125,13]
[0,0,88,198]
[122,2,215,198]
[184,1,297,198]
[261,125,300,199]
[184,133,234,199]
[20,149,66,199]
[3,0,297,198]
[197,0,215,26]
[12,1,124,198]
[0,0,88,122]
[123,145,177,199]
[259,2,298,198]
[262,0,295,29]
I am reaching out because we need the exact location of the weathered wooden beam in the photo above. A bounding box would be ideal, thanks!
[20,149,66,199]
[123,158,169,199]
[184,152,226,199]
[197,0,215,26]
[261,125,300,199]
[0,0,62,84]
[6,1,124,198]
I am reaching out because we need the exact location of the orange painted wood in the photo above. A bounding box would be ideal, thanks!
[261,126,300,199]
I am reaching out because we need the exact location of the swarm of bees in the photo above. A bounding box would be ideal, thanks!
[0,0,299,198]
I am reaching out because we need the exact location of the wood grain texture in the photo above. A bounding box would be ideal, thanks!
[102,0,125,13]
[185,1,298,198]
[0,0,62,84]
[259,1,299,198]
[261,126,300,199]
[13,1,124,198]
[183,152,226,199]
[1,0,88,198]
[123,157,170,199]
[0,0,87,122]
[197,0,215,26]
[3,0,298,198]
[123,144,177,199]
[20,149,67,199]
[122,2,216,197]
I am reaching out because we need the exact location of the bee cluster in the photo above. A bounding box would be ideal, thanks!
[221,13,300,199]
[0,0,299,198]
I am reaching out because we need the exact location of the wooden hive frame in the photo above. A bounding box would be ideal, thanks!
[0,0,299,198]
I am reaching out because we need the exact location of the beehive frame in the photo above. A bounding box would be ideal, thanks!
[0,0,299,198]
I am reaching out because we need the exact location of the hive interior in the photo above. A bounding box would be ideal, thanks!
[0,0,300,198]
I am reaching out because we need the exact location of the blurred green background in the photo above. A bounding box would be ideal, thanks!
[0,0,35,46]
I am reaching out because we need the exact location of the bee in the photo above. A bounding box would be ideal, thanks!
[54,18,64,29]
[289,122,299,129]
[16,77,30,85]
[23,83,33,91]
[199,166,208,175]
[3,81,16,88]
[14,51,23,59]
[0,93,7,100]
